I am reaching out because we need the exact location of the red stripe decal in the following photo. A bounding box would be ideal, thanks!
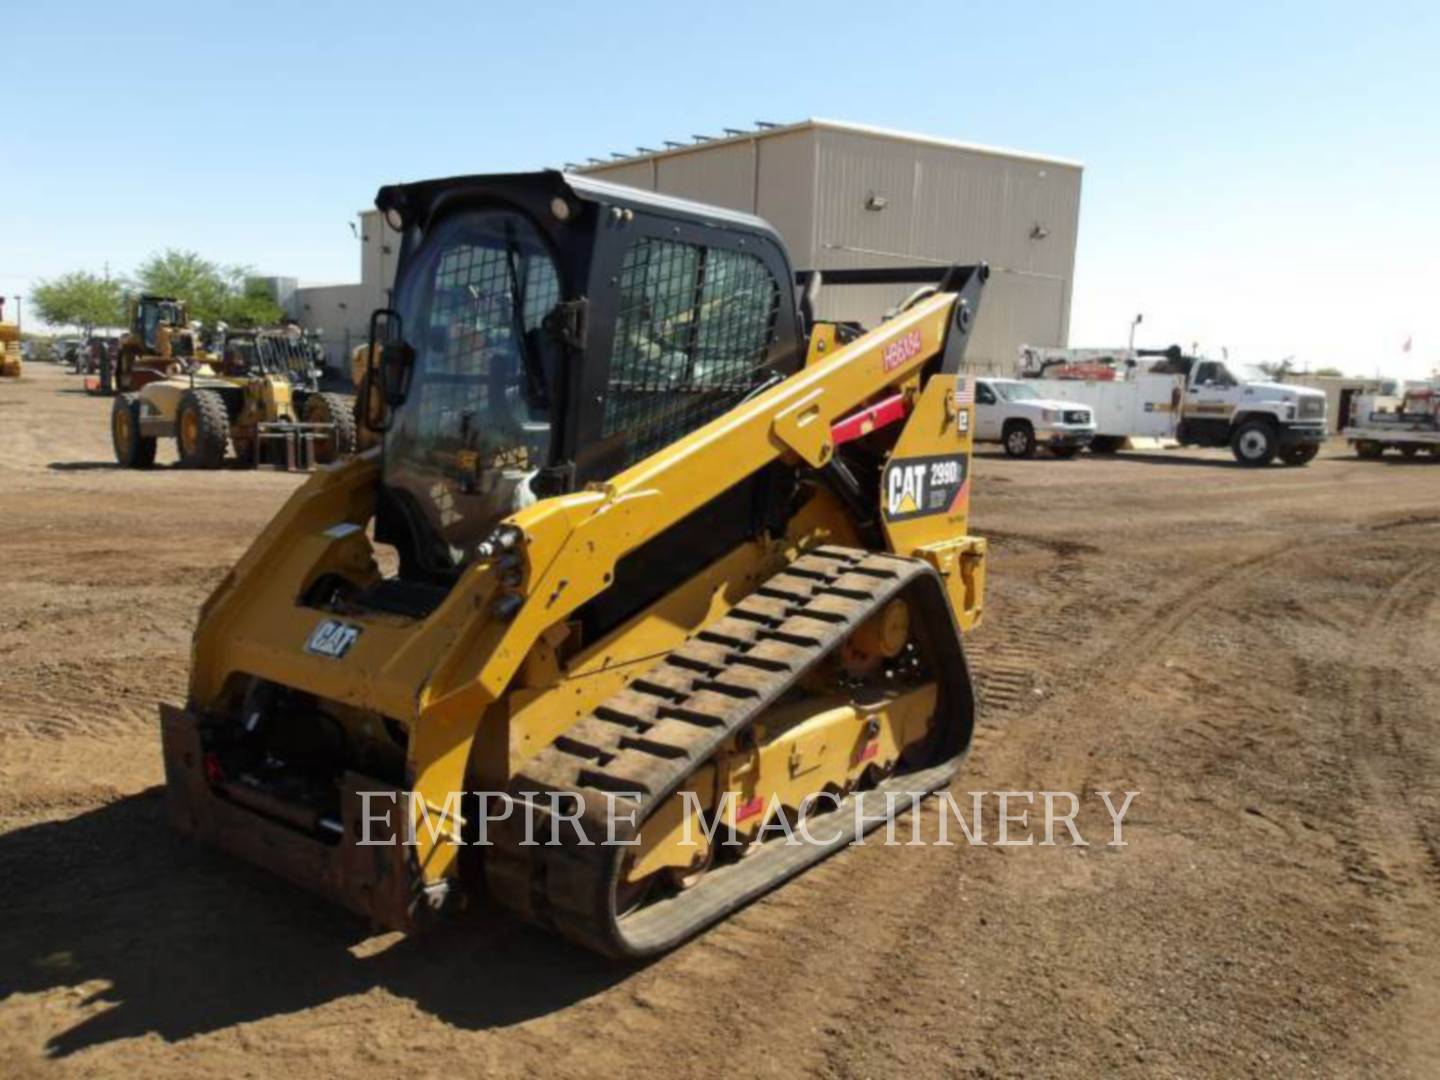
[735,795,766,823]
[831,393,910,447]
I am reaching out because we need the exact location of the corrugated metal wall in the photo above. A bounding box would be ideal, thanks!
[583,121,1082,375]
[807,127,1080,373]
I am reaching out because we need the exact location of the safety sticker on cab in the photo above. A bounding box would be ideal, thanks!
[882,453,969,522]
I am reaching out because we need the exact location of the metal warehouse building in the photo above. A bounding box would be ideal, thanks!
[578,119,1083,374]
[290,119,1082,375]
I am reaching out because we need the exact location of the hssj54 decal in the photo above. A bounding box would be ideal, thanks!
[882,453,969,522]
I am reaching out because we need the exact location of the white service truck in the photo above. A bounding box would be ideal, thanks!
[1342,385,1440,459]
[973,378,1097,458]
[1015,345,1329,466]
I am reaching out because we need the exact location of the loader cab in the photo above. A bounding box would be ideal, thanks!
[133,295,187,352]
[366,171,804,586]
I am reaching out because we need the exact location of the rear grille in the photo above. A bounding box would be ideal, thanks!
[1063,409,1091,425]
[1299,397,1326,419]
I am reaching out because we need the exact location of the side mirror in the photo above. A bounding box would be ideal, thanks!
[379,340,414,407]
[365,307,409,433]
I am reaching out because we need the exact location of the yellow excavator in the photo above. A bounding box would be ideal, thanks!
[161,171,989,958]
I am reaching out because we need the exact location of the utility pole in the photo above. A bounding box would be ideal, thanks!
[1128,313,1143,351]
[14,295,20,334]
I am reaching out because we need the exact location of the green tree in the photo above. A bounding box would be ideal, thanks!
[134,249,284,329]
[1257,360,1294,380]
[30,272,127,334]
[134,249,230,325]
[219,278,284,328]
[1314,366,1345,377]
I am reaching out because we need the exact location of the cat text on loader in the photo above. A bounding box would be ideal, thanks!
[160,172,988,958]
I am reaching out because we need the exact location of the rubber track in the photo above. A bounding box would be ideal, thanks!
[486,545,976,958]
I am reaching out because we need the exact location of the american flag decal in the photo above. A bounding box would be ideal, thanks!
[953,378,975,406]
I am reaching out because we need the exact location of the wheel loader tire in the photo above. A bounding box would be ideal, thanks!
[1002,420,1037,459]
[1050,445,1081,460]
[1400,445,1420,459]
[1230,419,1277,466]
[1089,435,1123,454]
[176,389,229,469]
[1278,443,1320,467]
[304,392,357,463]
[487,546,976,958]
[111,393,156,468]
[1354,440,1384,459]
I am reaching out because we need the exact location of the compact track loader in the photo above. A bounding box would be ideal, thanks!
[162,172,989,957]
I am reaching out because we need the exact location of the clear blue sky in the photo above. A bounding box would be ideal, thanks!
[6,0,1437,379]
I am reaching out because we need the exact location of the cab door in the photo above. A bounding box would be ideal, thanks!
[974,380,1001,441]
[1183,361,1236,444]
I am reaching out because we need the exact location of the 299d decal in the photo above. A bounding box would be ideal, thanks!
[882,453,969,522]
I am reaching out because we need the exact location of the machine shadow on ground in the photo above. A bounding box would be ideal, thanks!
[0,790,629,1057]
[972,448,1250,469]
[46,461,270,472]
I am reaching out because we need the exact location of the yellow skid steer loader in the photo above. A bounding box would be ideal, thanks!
[161,171,989,957]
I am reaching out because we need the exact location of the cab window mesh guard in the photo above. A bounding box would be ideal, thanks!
[604,237,779,467]
[414,240,559,453]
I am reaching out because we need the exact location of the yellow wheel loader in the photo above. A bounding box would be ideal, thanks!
[0,299,20,378]
[112,328,356,469]
[98,295,208,395]
[161,172,989,957]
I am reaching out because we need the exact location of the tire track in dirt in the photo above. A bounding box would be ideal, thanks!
[1332,548,1440,1074]
[752,527,1430,1077]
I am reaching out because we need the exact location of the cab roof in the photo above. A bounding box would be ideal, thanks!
[375,169,786,250]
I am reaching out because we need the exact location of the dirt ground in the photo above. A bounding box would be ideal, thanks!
[2,361,1438,1078]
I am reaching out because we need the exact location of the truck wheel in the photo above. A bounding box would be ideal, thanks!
[1002,421,1037,459]
[177,389,230,469]
[112,393,157,468]
[1230,420,1277,466]
[1278,444,1320,467]
[1355,440,1384,459]
[1400,445,1419,459]
[304,391,358,463]
[1089,435,1123,454]
[1050,446,1080,460]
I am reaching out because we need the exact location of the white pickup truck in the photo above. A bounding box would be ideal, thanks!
[973,378,1097,458]
[1015,345,1328,466]
[1343,386,1440,459]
